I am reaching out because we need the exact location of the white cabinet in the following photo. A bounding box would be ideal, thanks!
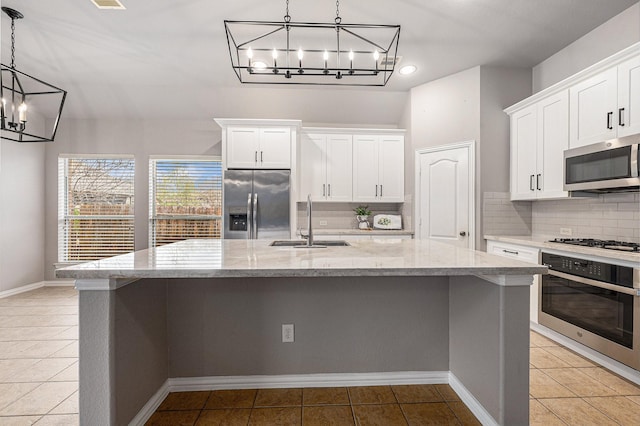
[510,91,568,201]
[486,240,540,323]
[617,56,640,137]
[299,133,353,202]
[569,55,640,148]
[225,126,292,169]
[353,135,404,203]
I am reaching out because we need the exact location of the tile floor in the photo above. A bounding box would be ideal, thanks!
[2,287,640,425]
[0,286,79,426]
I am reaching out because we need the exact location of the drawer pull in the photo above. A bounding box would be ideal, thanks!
[503,249,519,255]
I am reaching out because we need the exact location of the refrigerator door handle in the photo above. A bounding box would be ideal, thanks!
[253,193,258,239]
[246,193,252,239]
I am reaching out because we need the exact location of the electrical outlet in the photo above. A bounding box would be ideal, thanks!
[319,220,328,226]
[282,324,294,343]
[560,227,572,236]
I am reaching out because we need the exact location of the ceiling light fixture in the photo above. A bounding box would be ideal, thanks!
[224,0,401,86]
[399,65,417,75]
[1,7,67,142]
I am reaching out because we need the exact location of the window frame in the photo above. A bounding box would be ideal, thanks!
[148,155,223,248]
[57,154,136,264]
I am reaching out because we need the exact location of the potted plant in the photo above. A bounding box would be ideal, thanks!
[353,205,372,229]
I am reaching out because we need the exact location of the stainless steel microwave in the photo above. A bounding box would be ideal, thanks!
[564,135,640,193]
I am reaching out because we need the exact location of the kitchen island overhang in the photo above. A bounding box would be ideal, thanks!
[57,239,547,426]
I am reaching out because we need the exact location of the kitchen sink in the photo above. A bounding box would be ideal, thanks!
[269,240,350,247]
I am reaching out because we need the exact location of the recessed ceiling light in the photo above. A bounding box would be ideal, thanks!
[91,0,126,10]
[399,65,417,75]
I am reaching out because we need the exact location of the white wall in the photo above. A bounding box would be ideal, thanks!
[532,2,640,92]
[0,119,46,292]
[44,119,222,280]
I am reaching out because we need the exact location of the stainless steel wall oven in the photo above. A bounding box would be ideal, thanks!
[539,251,640,369]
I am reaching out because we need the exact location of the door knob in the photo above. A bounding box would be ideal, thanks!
[459,231,466,237]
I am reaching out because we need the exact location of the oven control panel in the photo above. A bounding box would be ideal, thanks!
[542,252,634,288]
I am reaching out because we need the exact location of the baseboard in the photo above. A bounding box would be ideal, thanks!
[449,373,498,426]
[0,281,44,299]
[531,323,640,386]
[128,379,169,426]
[131,371,448,425]
[44,280,76,287]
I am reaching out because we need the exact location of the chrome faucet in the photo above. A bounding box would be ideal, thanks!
[306,193,314,247]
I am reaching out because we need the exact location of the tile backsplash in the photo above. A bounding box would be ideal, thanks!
[482,192,640,243]
[482,192,532,236]
[296,202,403,231]
[532,193,640,243]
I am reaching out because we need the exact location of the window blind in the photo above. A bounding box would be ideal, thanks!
[149,158,223,247]
[58,156,135,262]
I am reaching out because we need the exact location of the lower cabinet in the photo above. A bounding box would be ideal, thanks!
[487,240,541,323]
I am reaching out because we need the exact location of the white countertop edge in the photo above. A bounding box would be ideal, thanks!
[484,235,640,265]
[68,270,543,290]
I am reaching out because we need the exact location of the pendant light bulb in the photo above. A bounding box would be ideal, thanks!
[272,49,278,59]
[323,50,329,61]
[18,102,27,122]
[247,47,253,59]
[348,50,354,61]
[297,49,304,60]
[373,50,380,61]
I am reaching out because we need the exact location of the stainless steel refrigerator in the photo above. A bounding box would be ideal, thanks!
[223,169,291,240]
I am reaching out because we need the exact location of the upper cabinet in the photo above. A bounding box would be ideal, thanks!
[569,55,640,148]
[510,91,568,200]
[353,134,404,202]
[299,133,353,202]
[215,119,301,170]
[298,128,405,203]
[506,43,639,200]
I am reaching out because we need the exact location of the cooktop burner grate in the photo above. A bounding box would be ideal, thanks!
[549,238,640,252]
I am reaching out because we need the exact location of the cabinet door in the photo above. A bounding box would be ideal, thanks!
[259,128,291,168]
[227,127,260,168]
[299,134,327,201]
[352,135,380,202]
[617,56,640,137]
[510,105,538,200]
[537,91,569,199]
[326,134,353,201]
[378,136,404,202]
[569,68,617,148]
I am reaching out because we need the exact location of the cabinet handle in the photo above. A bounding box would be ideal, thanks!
[380,185,383,197]
[536,174,541,191]
[328,184,331,196]
[375,185,378,197]
[254,151,258,162]
[619,108,625,126]
[530,175,535,191]
[607,112,613,130]
[322,184,326,197]
[260,151,263,162]
[503,249,519,255]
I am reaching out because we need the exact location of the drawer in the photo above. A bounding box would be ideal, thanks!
[487,240,540,264]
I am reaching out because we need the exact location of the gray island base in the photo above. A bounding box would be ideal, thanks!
[57,239,546,425]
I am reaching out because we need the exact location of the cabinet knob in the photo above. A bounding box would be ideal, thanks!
[459,231,466,237]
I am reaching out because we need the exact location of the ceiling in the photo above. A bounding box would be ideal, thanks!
[0,0,637,122]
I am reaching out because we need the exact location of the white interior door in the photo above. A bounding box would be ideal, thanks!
[417,142,474,249]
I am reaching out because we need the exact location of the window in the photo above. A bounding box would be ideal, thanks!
[149,157,222,247]
[58,155,135,262]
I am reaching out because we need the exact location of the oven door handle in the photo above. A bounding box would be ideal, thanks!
[548,269,640,296]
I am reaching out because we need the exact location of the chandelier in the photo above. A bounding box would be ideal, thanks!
[1,7,67,142]
[224,0,401,86]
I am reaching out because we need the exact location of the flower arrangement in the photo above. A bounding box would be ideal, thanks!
[353,205,371,216]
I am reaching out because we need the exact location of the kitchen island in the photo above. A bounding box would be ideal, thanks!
[57,239,546,425]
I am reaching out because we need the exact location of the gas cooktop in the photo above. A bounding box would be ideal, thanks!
[549,238,640,253]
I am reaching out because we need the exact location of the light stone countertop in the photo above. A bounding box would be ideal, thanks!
[485,235,640,264]
[303,228,414,236]
[56,238,546,280]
